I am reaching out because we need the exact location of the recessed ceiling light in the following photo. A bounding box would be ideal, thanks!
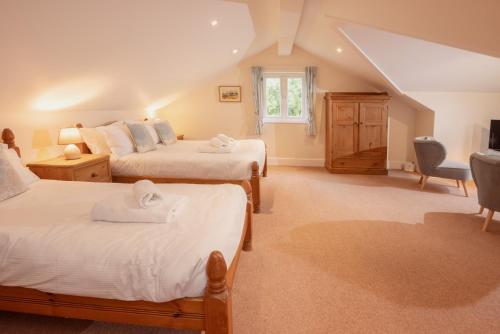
[336,47,343,53]
[232,49,239,54]
[210,20,218,27]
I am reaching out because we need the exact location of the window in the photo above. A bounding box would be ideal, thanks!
[263,72,306,123]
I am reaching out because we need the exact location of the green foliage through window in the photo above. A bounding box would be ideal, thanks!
[265,78,281,116]
[287,78,302,117]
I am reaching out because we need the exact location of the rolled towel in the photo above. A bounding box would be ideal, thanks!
[91,191,188,224]
[133,180,163,208]
[216,134,235,144]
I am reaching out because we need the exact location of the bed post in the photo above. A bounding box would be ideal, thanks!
[241,180,253,251]
[205,251,232,334]
[263,145,268,177]
[251,161,260,213]
[1,128,20,157]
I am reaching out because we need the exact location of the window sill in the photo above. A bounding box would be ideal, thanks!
[263,117,308,124]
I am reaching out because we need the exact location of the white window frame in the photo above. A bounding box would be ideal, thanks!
[263,72,307,124]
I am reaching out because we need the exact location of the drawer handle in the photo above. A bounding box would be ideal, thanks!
[91,172,98,178]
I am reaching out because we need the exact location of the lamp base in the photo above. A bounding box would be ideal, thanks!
[64,144,81,160]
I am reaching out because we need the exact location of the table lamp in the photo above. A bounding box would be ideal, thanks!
[58,127,83,160]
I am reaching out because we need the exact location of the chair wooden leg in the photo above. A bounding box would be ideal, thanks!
[418,175,423,184]
[482,210,495,232]
[420,175,428,190]
[479,206,484,214]
[456,180,460,188]
[460,180,468,197]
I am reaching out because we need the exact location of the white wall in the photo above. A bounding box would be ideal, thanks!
[408,91,500,163]
[161,45,417,166]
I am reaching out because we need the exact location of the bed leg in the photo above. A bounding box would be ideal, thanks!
[251,162,261,213]
[205,251,232,334]
[241,181,253,251]
[263,147,268,177]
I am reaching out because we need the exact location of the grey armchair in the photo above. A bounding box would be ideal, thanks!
[470,153,500,231]
[413,137,472,196]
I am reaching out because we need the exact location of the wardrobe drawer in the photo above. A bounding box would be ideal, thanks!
[333,158,385,169]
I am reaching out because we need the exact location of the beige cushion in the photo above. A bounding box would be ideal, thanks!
[79,127,111,154]
[0,149,28,202]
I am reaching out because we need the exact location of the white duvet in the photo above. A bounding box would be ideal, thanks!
[0,180,246,302]
[111,139,266,180]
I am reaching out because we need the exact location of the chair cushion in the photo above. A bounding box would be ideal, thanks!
[435,160,471,180]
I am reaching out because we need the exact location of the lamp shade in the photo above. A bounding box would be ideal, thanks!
[58,127,82,145]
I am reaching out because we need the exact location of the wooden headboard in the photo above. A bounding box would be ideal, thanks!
[1,128,21,158]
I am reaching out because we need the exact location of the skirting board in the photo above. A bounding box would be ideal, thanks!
[269,157,411,170]
[268,157,325,167]
[387,160,412,170]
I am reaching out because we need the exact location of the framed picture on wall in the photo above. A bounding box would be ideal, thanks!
[218,86,241,102]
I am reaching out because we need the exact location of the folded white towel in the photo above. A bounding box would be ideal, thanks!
[216,134,235,144]
[198,142,238,153]
[133,180,163,208]
[209,137,231,149]
[91,192,188,224]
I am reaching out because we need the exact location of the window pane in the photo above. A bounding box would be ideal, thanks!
[287,77,302,117]
[265,78,281,117]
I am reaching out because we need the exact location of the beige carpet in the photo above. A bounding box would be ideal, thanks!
[1,167,499,333]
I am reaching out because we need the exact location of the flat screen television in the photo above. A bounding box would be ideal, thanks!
[490,120,500,151]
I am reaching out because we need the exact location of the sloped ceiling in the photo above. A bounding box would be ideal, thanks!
[320,0,500,59]
[340,24,500,93]
[0,0,254,114]
[2,0,500,116]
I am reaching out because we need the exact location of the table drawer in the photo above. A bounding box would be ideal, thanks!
[74,161,110,182]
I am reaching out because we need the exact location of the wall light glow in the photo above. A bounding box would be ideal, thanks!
[32,78,109,112]
[145,94,179,119]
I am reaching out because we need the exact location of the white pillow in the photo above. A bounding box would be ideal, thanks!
[0,150,28,202]
[1,147,39,185]
[79,127,111,154]
[100,124,135,157]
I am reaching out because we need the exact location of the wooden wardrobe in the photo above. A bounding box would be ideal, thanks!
[324,92,390,175]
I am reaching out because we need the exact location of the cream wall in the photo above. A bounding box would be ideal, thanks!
[408,91,500,163]
[161,45,418,166]
[1,108,143,162]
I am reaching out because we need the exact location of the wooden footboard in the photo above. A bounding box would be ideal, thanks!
[0,180,253,334]
[112,168,262,214]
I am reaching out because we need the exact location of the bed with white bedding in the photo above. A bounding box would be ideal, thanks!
[0,180,247,302]
[111,139,266,180]
[0,126,253,334]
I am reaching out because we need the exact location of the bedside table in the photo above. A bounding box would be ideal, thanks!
[176,134,184,140]
[27,154,111,183]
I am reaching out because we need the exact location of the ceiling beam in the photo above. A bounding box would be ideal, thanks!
[278,0,304,56]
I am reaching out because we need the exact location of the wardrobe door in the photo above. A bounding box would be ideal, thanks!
[332,102,359,159]
[358,103,388,156]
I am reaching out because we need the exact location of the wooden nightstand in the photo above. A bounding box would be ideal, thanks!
[27,154,111,183]
[176,134,184,140]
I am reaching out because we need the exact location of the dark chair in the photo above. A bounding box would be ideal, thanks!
[470,153,500,231]
[413,137,471,196]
